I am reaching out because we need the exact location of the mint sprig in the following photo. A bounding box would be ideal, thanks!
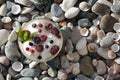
[18,26,36,42]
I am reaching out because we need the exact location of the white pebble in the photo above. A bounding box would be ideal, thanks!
[6,74,11,80]
[12,62,23,72]
[76,37,88,56]
[60,0,78,11]
[72,62,80,75]
[115,58,120,64]
[0,4,7,16]
[79,2,90,11]
[48,68,57,77]
[0,29,9,47]
[1,17,12,23]
[11,4,21,15]
[29,61,40,68]
[65,7,80,19]
[8,30,18,42]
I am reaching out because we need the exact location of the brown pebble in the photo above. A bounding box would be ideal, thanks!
[100,14,117,32]
[59,20,67,27]
[92,2,110,16]
[0,0,6,4]
[53,0,62,4]
[107,50,116,59]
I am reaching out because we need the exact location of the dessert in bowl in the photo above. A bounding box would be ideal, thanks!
[18,18,63,62]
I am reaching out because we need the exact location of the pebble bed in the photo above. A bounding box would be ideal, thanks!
[0,0,120,80]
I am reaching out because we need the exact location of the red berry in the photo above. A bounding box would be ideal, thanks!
[38,23,43,28]
[26,47,29,51]
[38,29,42,33]
[50,45,59,55]
[31,49,35,54]
[45,23,53,30]
[56,34,61,39]
[40,35,47,41]
[51,27,59,35]
[35,45,43,52]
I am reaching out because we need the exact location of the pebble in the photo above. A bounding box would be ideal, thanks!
[0,0,6,4]
[52,14,65,22]
[14,0,32,6]
[18,77,33,80]
[113,63,120,74]
[51,3,63,17]
[71,62,80,75]
[87,43,99,53]
[92,0,111,16]
[0,4,7,16]
[92,59,98,67]
[60,0,78,11]
[42,77,53,80]
[94,76,104,80]
[107,50,116,59]
[6,1,15,11]
[0,29,9,47]
[71,26,82,44]
[53,0,62,4]
[46,57,61,69]
[96,30,105,43]
[5,41,21,61]
[96,60,107,75]
[57,70,67,80]
[66,52,80,62]
[111,44,120,52]
[2,17,12,30]
[8,30,18,42]
[65,7,80,19]
[39,62,48,70]
[79,2,90,11]
[113,23,120,32]
[48,68,57,77]
[6,74,11,80]
[12,62,23,72]
[29,61,39,68]
[1,17,11,23]
[80,28,89,37]
[21,6,34,14]
[18,15,29,22]
[12,21,21,32]
[80,56,94,76]
[8,67,17,77]
[66,39,74,52]
[11,4,21,15]
[75,74,92,80]
[111,5,120,14]
[100,36,114,48]
[97,47,115,59]
[60,26,71,42]
[20,68,40,77]
[61,55,70,69]
[76,37,88,56]
[100,14,117,32]
[115,58,120,64]
[78,18,92,28]
[0,56,10,66]
[0,72,4,80]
